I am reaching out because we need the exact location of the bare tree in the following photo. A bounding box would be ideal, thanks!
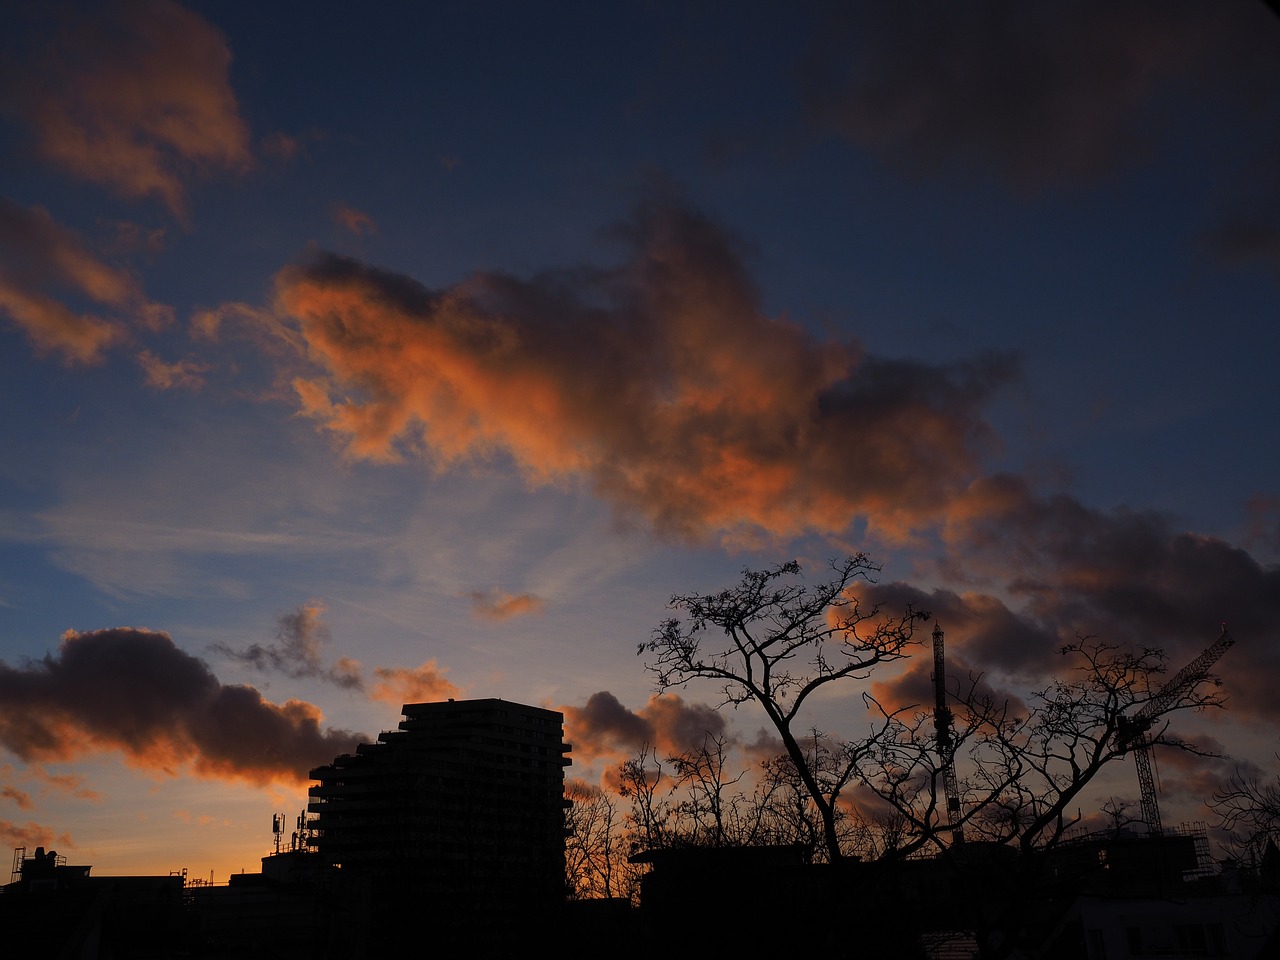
[564,779,626,900]
[859,638,1231,960]
[1212,765,1280,866]
[666,732,759,847]
[617,743,675,854]
[864,639,1230,857]
[641,556,928,861]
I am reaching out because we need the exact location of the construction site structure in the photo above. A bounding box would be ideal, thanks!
[1116,626,1235,836]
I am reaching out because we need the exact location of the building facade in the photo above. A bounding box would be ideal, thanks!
[307,698,571,952]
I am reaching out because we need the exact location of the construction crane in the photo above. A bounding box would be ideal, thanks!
[932,623,964,844]
[1115,626,1235,836]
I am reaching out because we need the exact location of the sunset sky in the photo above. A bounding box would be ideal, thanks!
[2,0,1279,880]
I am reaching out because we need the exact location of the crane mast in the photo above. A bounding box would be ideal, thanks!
[1116,627,1235,835]
[932,623,963,844]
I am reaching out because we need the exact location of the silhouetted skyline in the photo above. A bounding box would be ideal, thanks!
[1,0,1278,881]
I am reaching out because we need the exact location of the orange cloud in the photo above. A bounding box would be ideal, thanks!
[467,588,545,621]
[7,0,251,218]
[0,628,364,786]
[0,200,173,362]
[0,821,73,852]
[28,768,101,803]
[273,201,1014,543]
[369,660,461,705]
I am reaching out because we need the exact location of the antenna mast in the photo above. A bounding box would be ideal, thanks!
[932,623,964,844]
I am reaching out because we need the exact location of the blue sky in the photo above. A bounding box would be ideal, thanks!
[1,0,1279,878]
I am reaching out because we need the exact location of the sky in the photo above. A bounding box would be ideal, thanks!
[1,0,1279,881]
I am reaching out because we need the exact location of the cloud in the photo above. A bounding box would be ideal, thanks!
[3,0,251,218]
[1210,220,1280,272]
[867,654,1028,721]
[1148,734,1238,809]
[213,601,363,690]
[334,203,377,237]
[369,660,462,705]
[937,474,1280,720]
[855,580,1062,678]
[260,131,302,163]
[1,785,32,810]
[274,199,1015,543]
[0,821,73,852]
[0,199,170,363]
[208,597,465,708]
[0,762,100,806]
[800,1,1272,187]
[28,768,100,802]
[467,588,545,621]
[137,349,209,390]
[1246,495,1280,554]
[0,627,364,785]
[562,691,726,766]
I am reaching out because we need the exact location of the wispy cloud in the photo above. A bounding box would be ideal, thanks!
[466,588,545,621]
[0,200,170,363]
[1,785,32,810]
[137,349,209,390]
[333,203,377,237]
[0,820,73,852]
[213,601,363,690]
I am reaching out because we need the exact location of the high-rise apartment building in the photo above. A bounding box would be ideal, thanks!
[307,698,571,951]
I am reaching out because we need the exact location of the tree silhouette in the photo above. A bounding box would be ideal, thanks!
[641,556,927,861]
[1211,765,1280,867]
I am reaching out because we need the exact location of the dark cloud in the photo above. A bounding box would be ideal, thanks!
[563,691,726,766]
[939,474,1280,721]
[867,655,1029,720]
[213,601,363,690]
[0,628,364,784]
[274,199,1016,543]
[801,0,1274,187]
[1209,220,1280,271]
[857,580,1062,677]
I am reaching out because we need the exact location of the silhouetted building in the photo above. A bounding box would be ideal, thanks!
[627,830,1280,959]
[186,844,338,959]
[0,846,189,957]
[307,698,571,953]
